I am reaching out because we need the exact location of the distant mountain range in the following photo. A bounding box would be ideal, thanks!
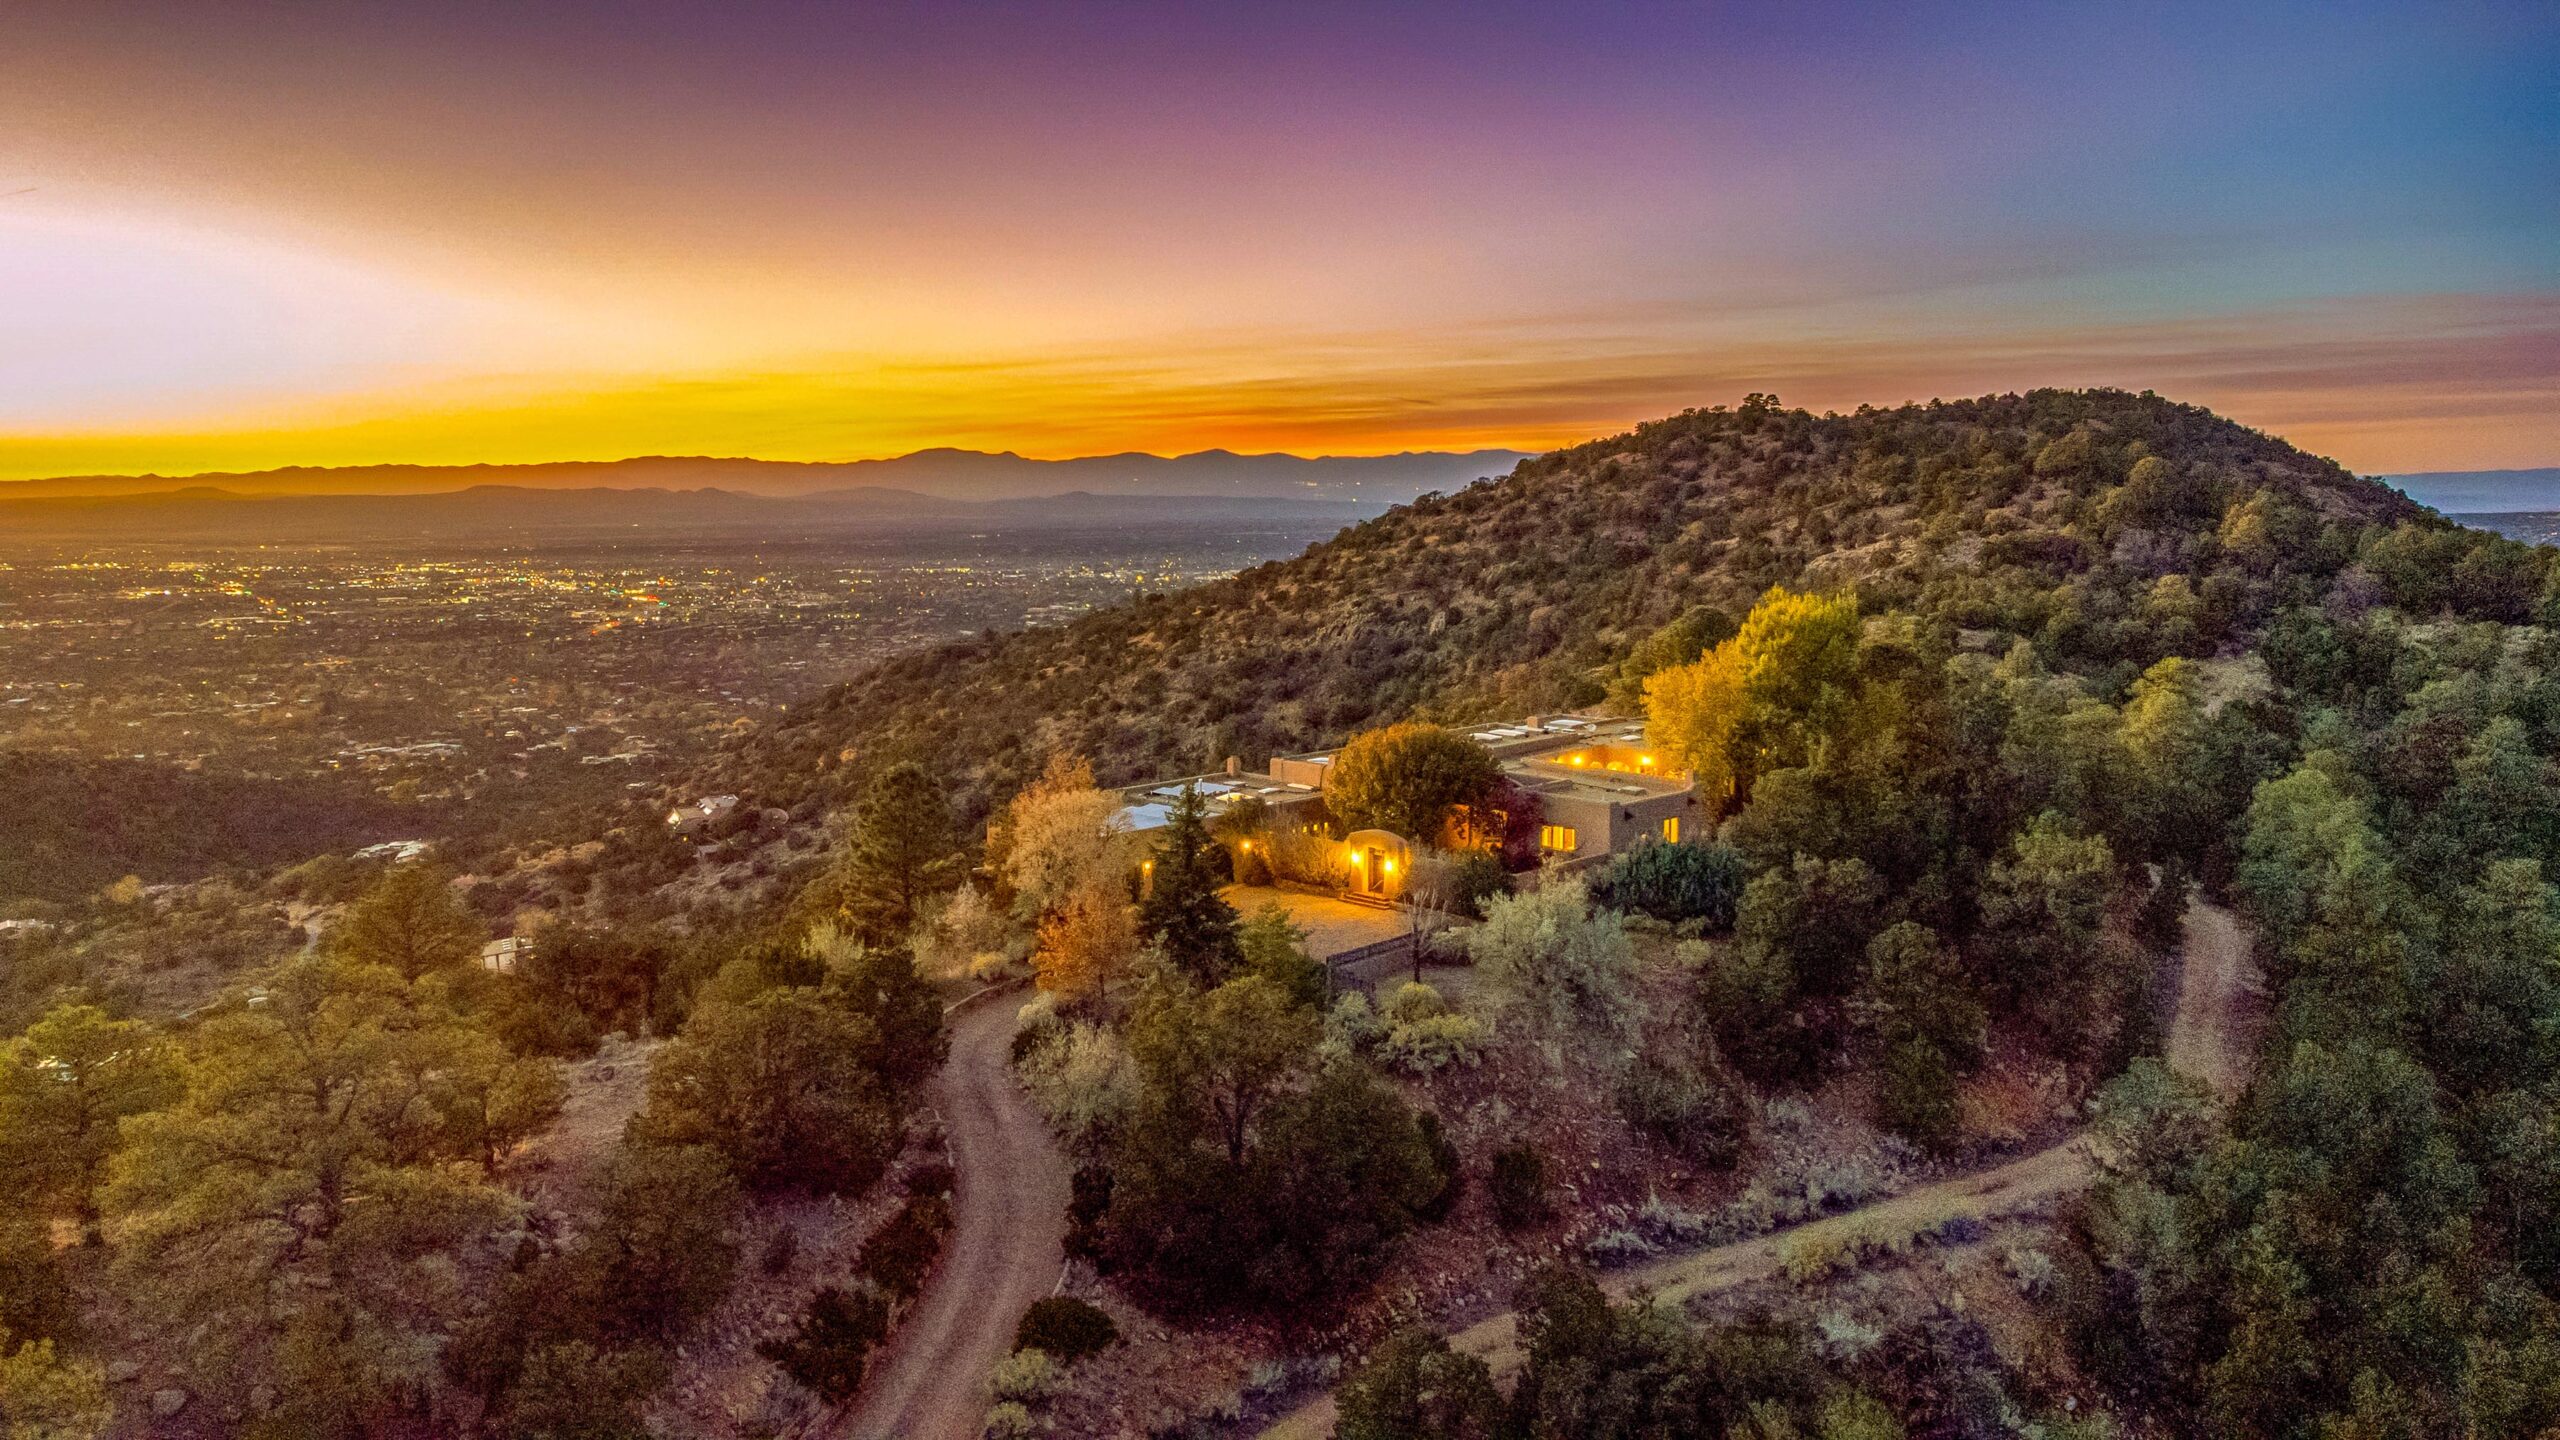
[0,483,1408,542]
[2383,468,2560,515]
[0,448,1535,506]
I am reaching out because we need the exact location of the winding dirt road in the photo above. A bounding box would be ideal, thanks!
[837,987,1070,1440]
[1256,894,2264,1440]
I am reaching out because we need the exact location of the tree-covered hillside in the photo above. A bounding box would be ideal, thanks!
[741,389,2479,824]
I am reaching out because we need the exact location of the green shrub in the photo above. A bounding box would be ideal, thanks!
[1616,1054,1751,1167]
[1335,1326,1502,1440]
[1876,1036,1961,1149]
[1442,850,1513,915]
[1779,1229,1851,1285]
[1591,839,1745,927]
[1013,1296,1119,1363]
[981,1400,1036,1439]
[1490,1144,1550,1230]
[989,1347,1060,1404]
[857,1193,954,1300]
[1381,1011,1489,1075]
[758,1284,891,1402]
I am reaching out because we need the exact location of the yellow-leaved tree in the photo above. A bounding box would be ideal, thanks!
[1643,587,1862,811]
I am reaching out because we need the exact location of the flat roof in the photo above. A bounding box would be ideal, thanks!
[1117,712,1660,810]
[1507,757,1690,800]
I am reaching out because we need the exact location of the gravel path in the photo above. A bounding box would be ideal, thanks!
[1256,892,2264,1440]
[837,988,1070,1440]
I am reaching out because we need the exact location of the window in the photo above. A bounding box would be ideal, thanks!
[1661,816,1680,843]
[1539,824,1579,853]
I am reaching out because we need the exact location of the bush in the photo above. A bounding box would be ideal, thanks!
[1382,981,1447,1026]
[1380,1011,1490,1075]
[989,1347,1060,1404]
[1490,1145,1550,1230]
[857,1193,954,1300]
[1325,991,1385,1053]
[981,1400,1037,1439]
[1876,1036,1961,1149]
[758,1284,891,1403]
[1014,1296,1119,1364]
[1063,1161,1113,1262]
[1585,1228,1657,1266]
[1780,1229,1852,1284]
[1018,1021,1141,1153]
[2005,1245,2059,1298]
[1442,850,1513,915]
[1592,838,1746,928]
[1616,1054,1751,1167]
[1233,845,1274,887]
[1334,1326,1503,1440]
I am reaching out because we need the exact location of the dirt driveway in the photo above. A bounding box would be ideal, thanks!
[835,988,1069,1440]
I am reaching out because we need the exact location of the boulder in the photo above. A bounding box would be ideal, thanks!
[104,1360,141,1384]
[151,1389,189,1418]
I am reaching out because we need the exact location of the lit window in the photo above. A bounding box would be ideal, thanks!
[1661,816,1680,843]
[1539,824,1579,853]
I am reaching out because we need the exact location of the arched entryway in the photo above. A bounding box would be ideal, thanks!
[1340,828,1413,900]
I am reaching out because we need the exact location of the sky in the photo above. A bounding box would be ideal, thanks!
[1,0,2553,480]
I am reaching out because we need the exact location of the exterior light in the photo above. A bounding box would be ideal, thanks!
[1141,859,1154,872]
[1383,858,1397,874]
[1239,840,1252,851]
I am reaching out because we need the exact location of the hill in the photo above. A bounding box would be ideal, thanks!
[732,389,2457,822]
[0,447,1532,506]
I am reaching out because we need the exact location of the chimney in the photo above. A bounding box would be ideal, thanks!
[1224,756,1242,777]
[1526,715,1545,731]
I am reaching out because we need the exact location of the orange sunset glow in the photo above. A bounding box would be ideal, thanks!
[3,1,2554,478]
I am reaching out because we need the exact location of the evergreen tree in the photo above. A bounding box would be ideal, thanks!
[832,761,960,945]
[329,861,481,979]
[103,957,519,1430]
[1137,784,1242,984]
[0,1004,180,1244]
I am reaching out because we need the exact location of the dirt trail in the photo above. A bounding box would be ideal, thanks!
[1257,894,2263,1440]
[835,988,1070,1440]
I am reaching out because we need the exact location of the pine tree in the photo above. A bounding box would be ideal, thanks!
[1138,784,1242,984]
[830,761,961,945]
[329,862,481,979]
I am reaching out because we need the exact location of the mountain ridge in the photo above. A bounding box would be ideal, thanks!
[0,483,1395,541]
[0,447,1534,505]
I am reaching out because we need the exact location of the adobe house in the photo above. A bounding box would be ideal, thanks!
[1116,714,1705,899]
